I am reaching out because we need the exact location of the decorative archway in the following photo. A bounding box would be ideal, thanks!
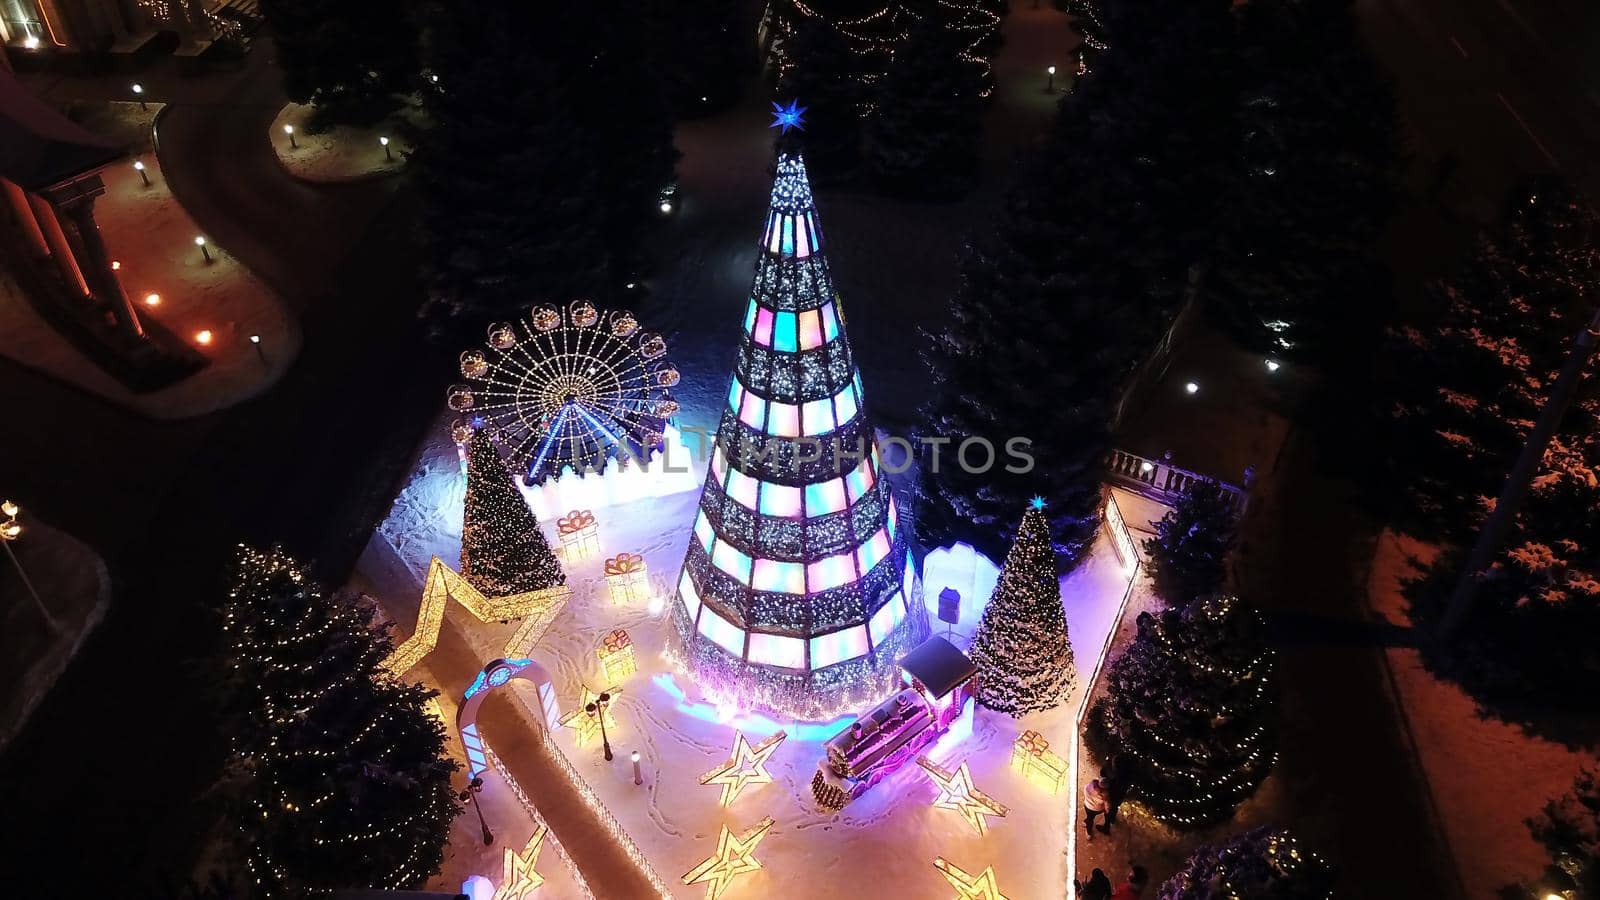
[457,657,561,778]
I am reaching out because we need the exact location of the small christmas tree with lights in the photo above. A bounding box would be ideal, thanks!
[1090,595,1275,828]
[1159,826,1335,899]
[1143,478,1239,606]
[219,546,460,896]
[968,498,1075,715]
[460,427,565,595]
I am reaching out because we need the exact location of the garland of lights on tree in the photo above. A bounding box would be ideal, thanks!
[219,546,460,897]
[458,427,566,596]
[1090,595,1276,829]
[667,112,928,720]
[1159,827,1335,900]
[968,498,1076,715]
[1143,478,1239,607]
[448,301,680,485]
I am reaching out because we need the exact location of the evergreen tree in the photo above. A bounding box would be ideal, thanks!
[219,546,459,896]
[1143,479,1240,606]
[1206,0,1401,362]
[776,20,867,176]
[1383,178,1599,539]
[1159,827,1336,899]
[644,0,750,116]
[968,500,1075,715]
[258,0,419,128]
[460,428,565,595]
[1089,596,1275,828]
[566,1,679,279]
[1526,766,1600,900]
[916,0,1237,562]
[863,15,985,198]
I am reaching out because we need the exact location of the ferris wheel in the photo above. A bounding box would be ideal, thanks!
[447,301,681,483]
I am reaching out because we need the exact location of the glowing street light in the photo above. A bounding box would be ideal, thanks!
[283,124,297,149]
[250,333,267,365]
[1184,381,1200,395]
[458,775,494,846]
[133,159,151,187]
[195,329,214,345]
[1046,65,1057,93]
[131,82,147,110]
[1265,358,1281,373]
[144,292,161,307]
[659,201,673,214]
[586,691,615,761]
[194,235,212,263]
[23,34,40,49]
[632,750,643,785]
[1,500,59,631]
[380,135,392,161]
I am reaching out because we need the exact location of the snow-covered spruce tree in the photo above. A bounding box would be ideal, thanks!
[1143,479,1240,606]
[460,428,564,596]
[1382,177,1600,539]
[1159,827,1335,900]
[219,546,459,897]
[1526,766,1600,900]
[776,19,868,176]
[863,14,984,198]
[969,500,1075,715]
[643,0,750,116]
[258,0,419,127]
[1090,596,1275,828]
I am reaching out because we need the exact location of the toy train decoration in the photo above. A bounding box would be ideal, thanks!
[810,636,977,812]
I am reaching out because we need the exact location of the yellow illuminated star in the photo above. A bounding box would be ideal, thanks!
[557,683,622,746]
[493,824,546,899]
[933,857,1009,900]
[681,816,775,900]
[698,730,787,806]
[383,557,570,674]
[917,756,1009,835]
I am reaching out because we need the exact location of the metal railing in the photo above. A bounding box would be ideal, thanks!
[1105,448,1248,512]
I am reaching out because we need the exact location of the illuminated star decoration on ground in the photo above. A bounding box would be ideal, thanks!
[698,730,788,806]
[493,824,547,900]
[916,756,1010,835]
[681,816,776,900]
[770,99,806,133]
[556,683,622,746]
[382,556,570,674]
[933,857,1009,900]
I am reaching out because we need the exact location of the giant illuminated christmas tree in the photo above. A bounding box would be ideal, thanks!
[669,124,927,719]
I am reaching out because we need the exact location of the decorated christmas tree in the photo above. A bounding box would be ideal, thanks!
[218,546,460,896]
[968,499,1075,715]
[1143,479,1240,606]
[460,427,565,595]
[1090,596,1275,828]
[1159,827,1335,899]
[668,130,927,719]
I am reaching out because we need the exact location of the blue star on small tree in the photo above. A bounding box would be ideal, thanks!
[770,99,807,133]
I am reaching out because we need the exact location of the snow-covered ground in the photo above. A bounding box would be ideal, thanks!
[270,102,414,183]
[366,413,1135,899]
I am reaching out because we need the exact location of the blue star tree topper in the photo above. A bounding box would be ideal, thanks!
[770,99,807,133]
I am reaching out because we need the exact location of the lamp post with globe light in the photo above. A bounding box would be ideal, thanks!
[458,775,493,846]
[586,692,614,761]
[1,501,58,631]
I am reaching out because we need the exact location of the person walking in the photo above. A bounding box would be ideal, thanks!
[1077,868,1114,900]
[1100,760,1126,827]
[1084,777,1110,840]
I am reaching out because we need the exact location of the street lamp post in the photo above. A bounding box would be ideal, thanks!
[1046,65,1056,93]
[250,334,266,365]
[283,124,297,149]
[631,750,642,785]
[586,692,614,761]
[131,83,147,111]
[133,160,151,187]
[1,501,59,631]
[195,235,212,264]
[380,136,392,161]
[459,775,494,846]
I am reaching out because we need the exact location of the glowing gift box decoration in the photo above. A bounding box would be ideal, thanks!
[596,628,637,683]
[556,509,599,559]
[604,551,650,603]
[1009,730,1068,794]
